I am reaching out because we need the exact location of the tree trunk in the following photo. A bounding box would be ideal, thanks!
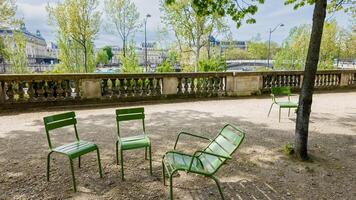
[84,46,88,73]
[207,35,211,59]
[195,46,200,72]
[123,38,126,58]
[294,0,327,160]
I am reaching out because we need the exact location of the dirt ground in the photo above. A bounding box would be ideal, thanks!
[0,92,355,200]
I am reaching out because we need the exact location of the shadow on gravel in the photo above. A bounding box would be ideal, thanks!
[0,109,355,199]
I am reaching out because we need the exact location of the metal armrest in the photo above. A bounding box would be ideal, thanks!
[174,131,211,150]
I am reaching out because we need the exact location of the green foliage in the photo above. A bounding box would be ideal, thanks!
[161,0,229,71]
[96,49,109,65]
[0,0,20,28]
[224,47,249,60]
[157,49,180,72]
[166,0,264,28]
[274,21,351,70]
[104,0,140,57]
[274,25,310,70]
[198,56,227,72]
[103,46,113,61]
[282,143,295,155]
[120,43,142,73]
[0,0,21,60]
[157,61,175,72]
[247,41,279,60]
[4,32,29,74]
[47,0,101,73]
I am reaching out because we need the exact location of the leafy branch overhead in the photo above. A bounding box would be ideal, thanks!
[165,0,265,28]
[285,0,355,13]
[166,0,355,28]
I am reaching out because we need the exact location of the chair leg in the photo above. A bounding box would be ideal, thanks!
[69,158,77,192]
[96,148,103,178]
[145,147,148,160]
[120,149,124,181]
[46,152,53,182]
[115,140,119,165]
[279,107,281,122]
[210,176,225,200]
[149,146,153,175]
[169,174,174,200]
[267,103,274,117]
[78,156,81,168]
[162,161,166,186]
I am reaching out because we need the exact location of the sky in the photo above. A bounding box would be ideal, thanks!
[15,0,353,48]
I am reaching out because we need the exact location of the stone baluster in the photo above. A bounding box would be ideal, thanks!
[149,78,155,96]
[102,79,110,98]
[133,78,139,96]
[213,77,220,95]
[196,78,201,96]
[177,78,183,95]
[45,81,55,101]
[190,78,195,95]
[27,81,36,102]
[208,77,214,95]
[327,74,331,86]
[141,78,148,97]
[219,77,225,95]
[36,81,45,101]
[119,79,126,98]
[127,78,133,97]
[55,81,64,99]
[337,74,341,85]
[111,78,119,99]
[156,78,162,96]
[17,82,25,101]
[183,78,189,95]
[0,81,5,103]
[202,78,208,96]
[5,81,15,102]
[75,80,81,99]
[65,80,73,99]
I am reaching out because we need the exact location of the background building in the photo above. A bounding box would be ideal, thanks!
[0,24,59,73]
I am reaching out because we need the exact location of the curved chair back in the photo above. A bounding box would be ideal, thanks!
[115,107,145,137]
[43,111,79,149]
[199,124,245,174]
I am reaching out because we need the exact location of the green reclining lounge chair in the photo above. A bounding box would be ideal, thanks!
[162,124,245,200]
[115,107,152,180]
[43,112,103,192]
[268,86,298,122]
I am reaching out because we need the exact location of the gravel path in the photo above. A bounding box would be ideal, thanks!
[0,92,355,199]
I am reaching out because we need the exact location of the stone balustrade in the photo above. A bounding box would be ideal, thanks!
[0,70,355,109]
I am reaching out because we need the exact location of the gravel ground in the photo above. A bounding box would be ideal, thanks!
[0,92,355,200]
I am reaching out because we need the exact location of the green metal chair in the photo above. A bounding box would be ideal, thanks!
[162,124,245,200]
[268,86,298,122]
[43,111,103,192]
[115,107,152,180]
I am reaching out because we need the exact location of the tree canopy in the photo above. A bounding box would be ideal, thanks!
[105,0,140,57]
[47,0,101,73]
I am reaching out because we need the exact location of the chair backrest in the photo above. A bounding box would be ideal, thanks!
[43,111,79,149]
[271,86,292,96]
[199,124,245,174]
[115,107,145,137]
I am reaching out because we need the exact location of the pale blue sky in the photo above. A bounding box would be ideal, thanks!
[16,0,352,48]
